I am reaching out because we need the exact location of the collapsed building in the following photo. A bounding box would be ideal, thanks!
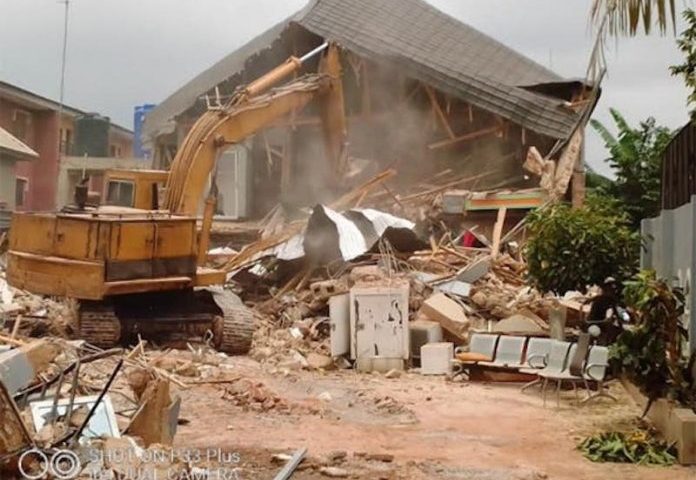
[143,0,596,230]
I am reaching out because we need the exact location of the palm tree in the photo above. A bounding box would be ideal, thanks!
[590,108,674,228]
[591,0,677,36]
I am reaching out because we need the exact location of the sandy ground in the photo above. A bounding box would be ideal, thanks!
[173,356,696,479]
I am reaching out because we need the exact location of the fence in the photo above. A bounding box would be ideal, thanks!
[641,195,696,354]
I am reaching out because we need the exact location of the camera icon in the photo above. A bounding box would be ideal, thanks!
[18,448,82,480]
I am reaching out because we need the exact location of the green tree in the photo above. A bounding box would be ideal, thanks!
[670,9,696,119]
[525,194,640,295]
[591,0,677,36]
[590,109,674,229]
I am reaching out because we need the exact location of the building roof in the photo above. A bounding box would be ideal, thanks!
[145,0,586,141]
[0,126,38,161]
[0,80,134,136]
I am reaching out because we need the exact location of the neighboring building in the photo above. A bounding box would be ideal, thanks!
[144,0,595,220]
[0,80,135,211]
[134,104,157,159]
[0,126,37,229]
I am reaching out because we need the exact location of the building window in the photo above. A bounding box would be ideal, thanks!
[15,177,28,207]
[109,145,121,158]
[12,109,31,141]
[60,128,73,154]
[105,180,134,207]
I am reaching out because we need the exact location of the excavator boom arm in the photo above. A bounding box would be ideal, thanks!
[163,75,329,215]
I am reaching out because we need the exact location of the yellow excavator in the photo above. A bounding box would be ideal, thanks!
[5,42,346,353]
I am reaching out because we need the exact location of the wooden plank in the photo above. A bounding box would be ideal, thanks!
[491,207,507,257]
[103,277,192,296]
[0,381,33,456]
[552,128,584,198]
[424,85,455,139]
[428,125,501,150]
[194,267,227,287]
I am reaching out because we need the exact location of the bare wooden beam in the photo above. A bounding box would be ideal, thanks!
[491,207,507,257]
[427,125,501,150]
[262,132,274,174]
[424,85,455,139]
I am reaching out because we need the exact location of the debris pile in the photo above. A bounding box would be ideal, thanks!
[0,334,253,479]
[0,269,74,339]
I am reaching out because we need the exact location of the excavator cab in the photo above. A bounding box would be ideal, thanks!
[103,169,168,210]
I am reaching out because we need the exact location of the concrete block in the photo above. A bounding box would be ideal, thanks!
[456,258,490,283]
[329,293,350,357]
[623,378,696,464]
[435,280,471,298]
[419,293,470,340]
[420,342,454,375]
[0,349,34,395]
[410,319,443,358]
[442,190,467,214]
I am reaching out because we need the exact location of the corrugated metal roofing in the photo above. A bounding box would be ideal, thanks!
[0,126,38,160]
[144,0,581,141]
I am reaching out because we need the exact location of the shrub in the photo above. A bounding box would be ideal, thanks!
[611,270,695,413]
[525,194,640,294]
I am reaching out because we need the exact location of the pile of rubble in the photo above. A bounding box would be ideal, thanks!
[216,170,593,375]
[0,333,271,478]
[0,267,74,339]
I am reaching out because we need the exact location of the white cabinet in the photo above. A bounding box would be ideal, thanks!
[349,286,410,362]
[329,293,350,357]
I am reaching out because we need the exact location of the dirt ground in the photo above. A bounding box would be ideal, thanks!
[171,356,696,480]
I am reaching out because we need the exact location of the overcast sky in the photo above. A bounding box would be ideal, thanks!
[0,0,691,176]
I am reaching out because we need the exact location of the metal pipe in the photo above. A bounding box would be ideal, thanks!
[299,42,329,63]
[48,372,66,426]
[64,359,81,427]
[70,358,123,446]
[245,42,329,98]
[273,448,307,480]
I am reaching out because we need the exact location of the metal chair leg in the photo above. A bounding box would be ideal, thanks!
[521,377,541,392]
[542,377,549,407]
[556,379,562,407]
[581,381,618,404]
[571,381,579,402]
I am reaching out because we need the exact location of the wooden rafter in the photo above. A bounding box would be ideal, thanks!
[427,124,502,150]
[424,85,455,139]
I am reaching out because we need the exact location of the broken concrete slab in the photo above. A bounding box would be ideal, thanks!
[456,257,491,283]
[419,293,470,341]
[0,339,60,394]
[127,378,179,446]
[319,466,349,478]
[493,312,546,335]
[21,339,60,373]
[434,279,471,298]
[307,353,333,370]
[0,348,33,395]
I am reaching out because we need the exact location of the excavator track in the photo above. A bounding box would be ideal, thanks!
[78,302,122,348]
[74,290,254,355]
[210,289,255,355]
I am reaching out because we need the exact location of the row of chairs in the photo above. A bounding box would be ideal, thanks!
[452,333,616,407]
